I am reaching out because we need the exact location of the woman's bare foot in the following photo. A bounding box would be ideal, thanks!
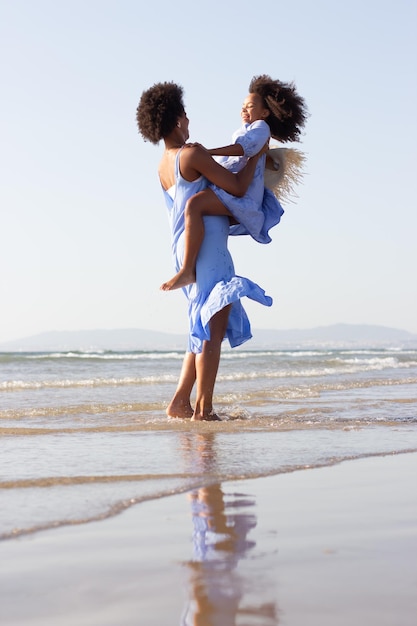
[166,399,193,419]
[191,412,221,422]
[160,268,196,291]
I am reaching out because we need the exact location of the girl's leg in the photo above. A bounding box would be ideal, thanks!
[160,189,232,291]
[192,304,232,421]
[166,351,196,418]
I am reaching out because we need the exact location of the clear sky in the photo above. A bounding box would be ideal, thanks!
[1,0,416,344]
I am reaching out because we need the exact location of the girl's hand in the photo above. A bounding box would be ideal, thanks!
[184,142,206,150]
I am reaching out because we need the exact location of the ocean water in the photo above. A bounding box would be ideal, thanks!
[1,346,417,541]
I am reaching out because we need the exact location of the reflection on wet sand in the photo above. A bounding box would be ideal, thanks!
[179,433,279,626]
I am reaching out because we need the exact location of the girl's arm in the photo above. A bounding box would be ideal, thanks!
[208,121,270,159]
[181,143,266,197]
[208,144,244,157]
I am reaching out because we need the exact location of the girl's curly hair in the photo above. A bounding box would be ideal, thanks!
[136,82,185,144]
[249,75,308,142]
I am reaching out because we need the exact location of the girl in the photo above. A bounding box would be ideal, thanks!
[161,74,308,291]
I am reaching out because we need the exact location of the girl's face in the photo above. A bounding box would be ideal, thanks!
[241,94,269,125]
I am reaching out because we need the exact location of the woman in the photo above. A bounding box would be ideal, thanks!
[136,82,272,421]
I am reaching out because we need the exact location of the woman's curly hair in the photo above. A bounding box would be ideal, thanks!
[249,75,308,142]
[136,82,185,144]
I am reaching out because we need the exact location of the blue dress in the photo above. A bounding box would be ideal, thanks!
[163,149,273,354]
[210,120,284,244]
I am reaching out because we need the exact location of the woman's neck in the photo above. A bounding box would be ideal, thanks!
[164,140,184,151]
[164,126,186,151]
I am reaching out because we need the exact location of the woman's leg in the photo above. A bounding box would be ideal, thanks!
[192,304,232,421]
[160,189,232,291]
[166,351,196,418]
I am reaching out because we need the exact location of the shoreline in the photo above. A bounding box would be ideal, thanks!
[1,452,416,625]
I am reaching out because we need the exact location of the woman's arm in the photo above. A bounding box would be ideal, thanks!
[180,144,265,197]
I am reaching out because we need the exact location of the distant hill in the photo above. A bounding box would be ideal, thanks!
[1,324,416,352]
[250,324,417,349]
[0,328,186,352]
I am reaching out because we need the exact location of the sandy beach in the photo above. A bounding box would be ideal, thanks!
[1,451,416,626]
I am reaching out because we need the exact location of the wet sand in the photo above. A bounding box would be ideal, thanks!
[1,452,416,626]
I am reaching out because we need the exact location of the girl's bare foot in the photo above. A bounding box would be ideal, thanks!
[160,269,196,291]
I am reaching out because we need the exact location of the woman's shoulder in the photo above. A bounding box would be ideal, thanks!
[179,142,204,164]
[179,142,213,172]
[181,142,208,156]
[177,145,207,186]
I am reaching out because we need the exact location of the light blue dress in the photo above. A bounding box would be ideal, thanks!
[211,120,284,243]
[163,149,273,354]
